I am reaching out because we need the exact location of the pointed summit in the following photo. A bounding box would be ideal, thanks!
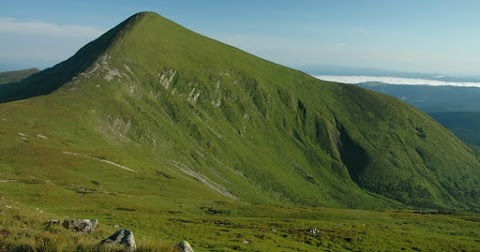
[0,11,273,102]
[0,12,146,102]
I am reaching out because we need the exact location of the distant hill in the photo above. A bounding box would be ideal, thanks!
[0,68,39,84]
[358,82,480,112]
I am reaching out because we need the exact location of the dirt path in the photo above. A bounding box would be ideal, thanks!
[63,151,138,173]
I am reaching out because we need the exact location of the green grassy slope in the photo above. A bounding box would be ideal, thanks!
[356,82,480,153]
[0,68,39,84]
[1,10,479,225]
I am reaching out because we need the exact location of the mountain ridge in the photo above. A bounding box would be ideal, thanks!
[0,12,146,103]
[1,12,479,212]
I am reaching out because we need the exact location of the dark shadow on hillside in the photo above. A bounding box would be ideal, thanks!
[338,126,370,183]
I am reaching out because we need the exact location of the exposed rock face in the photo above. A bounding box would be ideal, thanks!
[176,240,194,252]
[47,219,98,234]
[100,229,136,251]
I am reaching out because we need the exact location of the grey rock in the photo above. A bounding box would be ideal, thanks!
[308,228,321,235]
[176,240,194,252]
[47,219,98,234]
[100,229,136,251]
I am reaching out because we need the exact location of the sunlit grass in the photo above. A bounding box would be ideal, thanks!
[1,197,479,251]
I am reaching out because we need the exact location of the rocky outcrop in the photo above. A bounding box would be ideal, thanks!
[176,240,194,252]
[47,219,98,234]
[100,229,136,251]
[46,218,193,251]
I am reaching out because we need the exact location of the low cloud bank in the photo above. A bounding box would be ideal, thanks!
[314,75,480,87]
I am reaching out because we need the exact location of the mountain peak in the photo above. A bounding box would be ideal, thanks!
[0,11,281,103]
[133,11,162,18]
[112,11,164,35]
[0,12,143,103]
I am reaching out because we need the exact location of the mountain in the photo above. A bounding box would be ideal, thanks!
[1,11,480,219]
[0,68,39,84]
[358,82,480,112]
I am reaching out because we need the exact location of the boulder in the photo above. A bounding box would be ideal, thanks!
[100,229,136,251]
[175,240,194,252]
[63,219,98,233]
[47,219,98,234]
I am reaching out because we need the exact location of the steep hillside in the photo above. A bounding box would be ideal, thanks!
[1,11,479,216]
[357,82,480,153]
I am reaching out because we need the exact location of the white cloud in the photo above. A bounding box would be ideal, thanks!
[314,75,480,88]
[0,18,103,38]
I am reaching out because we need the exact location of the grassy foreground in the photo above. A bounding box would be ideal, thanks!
[0,198,175,252]
[1,197,479,252]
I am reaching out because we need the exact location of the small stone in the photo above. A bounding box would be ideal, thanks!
[308,228,321,235]
[101,229,136,251]
[36,134,48,139]
[176,240,194,252]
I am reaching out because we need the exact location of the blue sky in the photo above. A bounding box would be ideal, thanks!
[1,0,480,76]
